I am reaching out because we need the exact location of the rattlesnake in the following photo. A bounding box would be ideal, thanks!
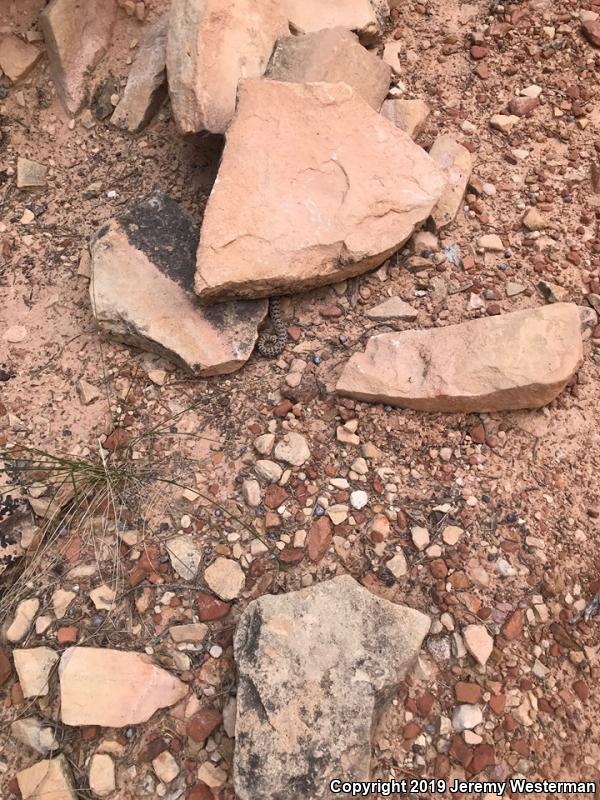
[257,298,288,358]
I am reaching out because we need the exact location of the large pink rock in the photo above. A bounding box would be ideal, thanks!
[166,0,289,135]
[40,0,117,115]
[59,647,188,727]
[336,304,583,412]
[195,80,445,301]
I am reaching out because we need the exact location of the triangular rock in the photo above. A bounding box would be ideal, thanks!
[166,0,288,134]
[59,647,188,727]
[90,193,267,375]
[195,80,445,301]
[336,304,583,412]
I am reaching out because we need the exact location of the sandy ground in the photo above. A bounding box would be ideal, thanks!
[1,0,600,798]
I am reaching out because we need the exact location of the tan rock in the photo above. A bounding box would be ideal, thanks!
[90,193,267,375]
[89,754,116,797]
[111,14,167,132]
[6,597,39,643]
[195,80,445,301]
[166,0,288,135]
[169,623,209,643]
[40,0,117,115]
[380,98,430,139]
[14,647,59,698]
[429,134,473,229]
[336,304,583,413]
[0,35,41,83]
[365,296,417,321]
[463,624,494,667]
[89,585,116,611]
[490,113,519,133]
[52,589,76,619]
[284,0,380,42]
[204,557,245,601]
[478,233,504,251]
[152,750,180,783]
[266,27,390,110]
[59,647,188,726]
[76,379,101,406]
[523,207,545,230]
[382,40,402,73]
[234,576,430,799]
[16,158,47,189]
[17,755,77,800]
[166,535,202,581]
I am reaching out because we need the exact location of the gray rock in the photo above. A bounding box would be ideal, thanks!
[266,27,390,110]
[112,15,168,132]
[90,193,267,375]
[11,718,59,755]
[234,575,429,799]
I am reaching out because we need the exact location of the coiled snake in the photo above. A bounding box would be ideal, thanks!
[257,298,287,358]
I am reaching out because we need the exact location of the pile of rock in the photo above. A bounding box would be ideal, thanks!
[27,0,584,412]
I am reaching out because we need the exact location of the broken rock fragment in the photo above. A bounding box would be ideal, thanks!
[284,0,380,42]
[166,0,288,134]
[380,98,431,138]
[337,304,583,413]
[196,80,445,301]
[14,647,59,698]
[234,575,430,800]
[90,193,267,375]
[111,14,168,132]
[0,35,41,83]
[17,755,77,800]
[429,134,473,229]
[266,27,390,110]
[59,647,188,726]
[40,0,117,115]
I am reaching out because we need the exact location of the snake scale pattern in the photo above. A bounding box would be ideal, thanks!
[257,298,287,358]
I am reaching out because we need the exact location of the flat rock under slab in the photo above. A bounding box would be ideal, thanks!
[59,647,188,727]
[195,80,445,301]
[266,27,390,110]
[40,0,117,115]
[111,14,168,133]
[17,755,76,800]
[90,192,267,375]
[336,303,583,413]
[166,0,288,134]
[233,575,430,800]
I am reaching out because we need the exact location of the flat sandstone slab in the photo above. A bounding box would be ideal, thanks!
[195,80,445,301]
[336,304,583,412]
[234,575,430,800]
[284,0,380,41]
[90,193,267,375]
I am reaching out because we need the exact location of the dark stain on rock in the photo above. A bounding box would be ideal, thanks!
[117,192,199,292]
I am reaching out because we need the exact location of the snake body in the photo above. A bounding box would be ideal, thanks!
[257,298,287,358]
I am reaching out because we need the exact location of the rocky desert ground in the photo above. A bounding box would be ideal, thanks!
[1,0,600,799]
